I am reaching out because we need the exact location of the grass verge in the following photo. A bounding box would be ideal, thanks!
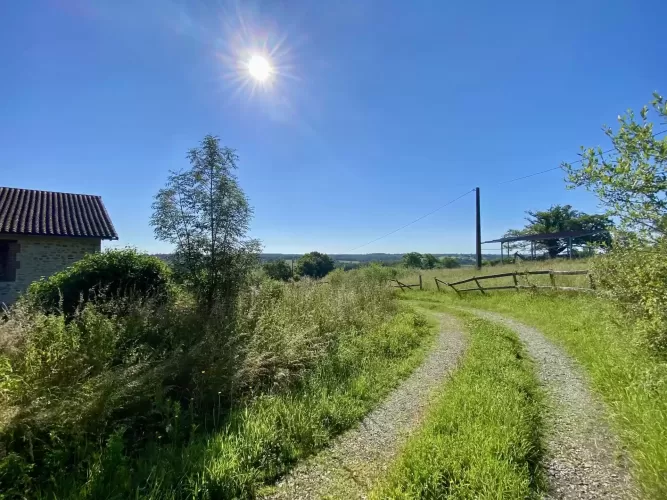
[407,290,667,499]
[30,310,435,499]
[371,309,545,499]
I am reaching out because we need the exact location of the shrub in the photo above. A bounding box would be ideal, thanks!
[402,252,423,268]
[592,238,667,353]
[441,256,461,269]
[296,251,334,279]
[25,249,173,315]
[263,259,293,281]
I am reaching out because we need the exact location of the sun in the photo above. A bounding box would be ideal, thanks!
[247,55,272,82]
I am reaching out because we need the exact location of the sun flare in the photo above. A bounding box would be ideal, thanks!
[248,55,272,82]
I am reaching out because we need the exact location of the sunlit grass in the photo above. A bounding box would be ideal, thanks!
[372,310,545,499]
[31,310,436,498]
[402,290,667,499]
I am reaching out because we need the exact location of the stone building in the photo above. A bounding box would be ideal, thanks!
[0,187,118,305]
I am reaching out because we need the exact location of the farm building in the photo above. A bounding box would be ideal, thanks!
[0,187,118,305]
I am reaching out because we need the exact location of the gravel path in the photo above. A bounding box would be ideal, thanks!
[261,313,466,500]
[462,308,635,500]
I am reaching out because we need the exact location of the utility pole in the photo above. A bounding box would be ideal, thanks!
[475,187,482,270]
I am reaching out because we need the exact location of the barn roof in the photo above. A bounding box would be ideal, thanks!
[0,186,118,239]
[482,229,608,244]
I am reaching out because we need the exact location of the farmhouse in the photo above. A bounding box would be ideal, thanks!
[0,187,118,305]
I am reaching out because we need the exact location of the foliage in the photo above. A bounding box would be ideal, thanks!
[506,204,613,258]
[402,252,423,268]
[296,251,334,279]
[591,238,667,352]
[440,256,461,269]
[151,135,260,312]
[263,259,293,281]
[421,253,439,269]
[565,92,667,240]
[0,270,430,497]
[373,311,544,499]
[25,249,173,315]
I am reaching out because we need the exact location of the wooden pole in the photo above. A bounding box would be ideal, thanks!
[476,187,482,270]
[568,236,572,259]
[419,274,423,290]
[435,277,440,291]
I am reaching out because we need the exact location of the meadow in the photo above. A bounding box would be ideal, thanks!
[0,262,435,498]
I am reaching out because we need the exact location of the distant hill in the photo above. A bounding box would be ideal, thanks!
[153,252,500,265]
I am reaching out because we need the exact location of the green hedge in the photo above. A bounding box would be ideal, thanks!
[26,249,173,314]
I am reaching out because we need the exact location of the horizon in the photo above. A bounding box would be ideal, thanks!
[3,1,666,254]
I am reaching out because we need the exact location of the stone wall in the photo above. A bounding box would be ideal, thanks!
[0,235,101,306]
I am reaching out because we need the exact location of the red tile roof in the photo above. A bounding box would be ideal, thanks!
[0,187,118,239]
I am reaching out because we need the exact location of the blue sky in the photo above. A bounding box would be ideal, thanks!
[2,1,665,254]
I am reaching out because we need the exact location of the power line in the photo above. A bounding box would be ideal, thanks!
[348,189,475,251]
[348,129,667,252]
[499,129,667,186]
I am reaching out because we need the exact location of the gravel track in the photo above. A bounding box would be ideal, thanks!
[261,313,466,500]
[462,308,635,500]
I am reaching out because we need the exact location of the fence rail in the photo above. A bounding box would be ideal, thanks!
[389,276,423,291]
[434,269,594,295]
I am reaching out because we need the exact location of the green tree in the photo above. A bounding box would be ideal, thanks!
[151,135,260,312]
[402,252,423,268]
[263,260,293,281]
[508,205,613,258]
[296,251,335,279]
[564,92,667,240]
[440,256,461,269]
[422,253,439,269]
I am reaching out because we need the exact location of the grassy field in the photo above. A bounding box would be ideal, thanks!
[372,309,545,499]
[402,289,667,499]
[0,269,436,499]
[398,259,593,291]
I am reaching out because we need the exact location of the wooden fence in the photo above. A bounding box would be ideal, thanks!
[434,269,595,295]
[389,275,423,291]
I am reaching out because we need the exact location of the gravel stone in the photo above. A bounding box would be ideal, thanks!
[261,313,467,499]
[461,308,636,500]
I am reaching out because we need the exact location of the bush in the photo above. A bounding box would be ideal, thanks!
[263,259,293,281]
[296,251,334,279]
[592,238,667,353]
[25,249,173,315]
[441,257,461,269]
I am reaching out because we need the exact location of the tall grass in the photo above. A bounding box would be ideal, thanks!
[407,290,667,498]
[372,310,545,499]
[0,267,434,498]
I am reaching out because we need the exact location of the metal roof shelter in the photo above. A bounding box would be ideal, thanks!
[483,230,609,261]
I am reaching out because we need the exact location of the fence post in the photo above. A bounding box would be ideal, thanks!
[588,273,596,290]
[419,274,423,291]
[512,271,518,290]
[434,277,440,291]
[549,271,556,289]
